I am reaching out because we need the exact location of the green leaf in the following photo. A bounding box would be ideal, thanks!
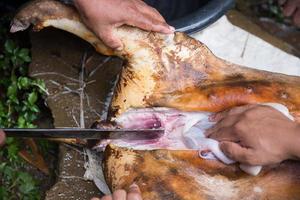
[2,165,15,180]
[33,79,47,95]
[5,137,15,145]
[18,48,31,63]
[18,172,33,183]
[30,105,40,113]
[18,77,31,89]
[0,186,9,199]
[19,66,28,75]
[17,116,26,128]
[23,112,38,122]
[18,172,37,195]
[26,123,36,128]
[0,57,9,70]
[28,92,38,105]
[0,162,7,171]
[7,84,17,99]
[0,101,4,112]
[7,143,19,162]
[4,40,15,54]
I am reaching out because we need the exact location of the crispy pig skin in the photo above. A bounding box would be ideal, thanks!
[104,145,300,200]
[12,1,300,198]
[11,0,300,121]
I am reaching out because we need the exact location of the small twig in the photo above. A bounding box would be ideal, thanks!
[31,72,81,83]
[49,80,79,94]
[59,175,86,180]
[32,83,50,95]
[240,33,250,58]
[71,108,80,127]
[88,57,111,77]
[47,80,80,100]
[96,99,107,106]
[85,93,102,118]
[86,80,96,85]
[79,51,88,128]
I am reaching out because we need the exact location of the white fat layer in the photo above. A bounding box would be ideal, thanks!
[96,103,294,176]
[185,167,238,199]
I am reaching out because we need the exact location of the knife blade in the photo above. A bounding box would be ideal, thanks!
[3,128,165,140]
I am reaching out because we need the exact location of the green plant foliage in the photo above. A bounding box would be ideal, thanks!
[265,0,285,22]
[0,21,48,199]
[0,39,46,129]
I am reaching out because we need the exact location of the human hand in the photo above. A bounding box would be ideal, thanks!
[278,0,300,27]
[0,129,5,146]
[91,184,142,200]
[206,105,300,166]
[74,0,174,50]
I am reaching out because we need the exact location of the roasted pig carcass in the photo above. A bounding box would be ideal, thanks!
[11,0,300,120]
[104,145,300,200]
[11,0,300,199]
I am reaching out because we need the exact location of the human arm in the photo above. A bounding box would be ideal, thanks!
[91,184,142,200]
[206,105,300,166]
[278,0,300,27]
[0,129,6,146]
[73,0,174,50]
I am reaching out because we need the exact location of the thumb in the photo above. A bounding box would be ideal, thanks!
[219,141,250,163]
[96,26,123,50]
[293,10,300,28]
[127,183,142,200]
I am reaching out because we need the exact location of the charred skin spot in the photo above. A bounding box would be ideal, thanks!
[224,74,246,81]
[152,151,171,161]
[155,183,183,200]
[169,168,179,175]
[217,80,271,88]
[108,105,121,119]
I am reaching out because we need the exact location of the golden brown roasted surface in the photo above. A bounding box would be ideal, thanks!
[11,0,300,121]
[12,1,300,199]
[104,145,300,200]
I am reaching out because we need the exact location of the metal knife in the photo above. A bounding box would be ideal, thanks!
[3,128,165,140]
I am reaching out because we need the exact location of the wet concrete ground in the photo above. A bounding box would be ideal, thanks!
[29,29,122,199]
[235,0,300,57]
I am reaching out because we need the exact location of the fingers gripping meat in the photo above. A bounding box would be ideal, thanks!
[11,1,300,199]
[11,0,300,121]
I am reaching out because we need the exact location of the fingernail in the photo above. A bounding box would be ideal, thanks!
[116,46,123,51]
[90,198,101,200]
[169,26,175,32]
[129,183,138,189]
